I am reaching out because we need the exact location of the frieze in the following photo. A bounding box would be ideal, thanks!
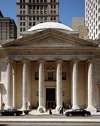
[6,54,95,61]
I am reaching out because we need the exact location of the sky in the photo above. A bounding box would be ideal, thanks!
[0,0,85,27]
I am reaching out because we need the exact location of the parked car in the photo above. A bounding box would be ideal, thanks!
[0,108,23,116]
[65,109,91,116]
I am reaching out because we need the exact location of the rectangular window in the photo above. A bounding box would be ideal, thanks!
[23,27,25,31]
[48,72,53,81]
[35,72,39,80]
[33,22,35,26]
[62,72,66,80]
[23,22,25,26]
[29,22,32,26]
[20,28,22,32]
[20,5,22,9]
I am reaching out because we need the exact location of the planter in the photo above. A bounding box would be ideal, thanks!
[23,110,30,115]
[39,108,44,113]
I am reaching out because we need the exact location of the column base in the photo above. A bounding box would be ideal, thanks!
[5,106,13,110]
[71,105,79,110]
[21,106,27,110]
[56,106,62,114]
[86,105,96,114]
[37,106,46,113]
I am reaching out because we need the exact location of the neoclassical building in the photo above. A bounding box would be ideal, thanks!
[0,22,100,113]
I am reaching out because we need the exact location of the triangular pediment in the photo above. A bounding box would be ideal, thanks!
[2,29,98,49]
[22,36,80,48]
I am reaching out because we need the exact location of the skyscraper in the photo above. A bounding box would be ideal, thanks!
[85,0,100,40]
[71,17,89,39]
[16,0,59,38]
[0,11,17,42]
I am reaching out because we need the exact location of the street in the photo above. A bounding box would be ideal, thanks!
[0,123,100,126]
[0,115,100,126]
[0,114,100,119]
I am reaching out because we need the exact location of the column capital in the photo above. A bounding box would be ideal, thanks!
[38,59,45,63]
[22,58,29,62]
[5,58,14,64]
[87,58,94,64]
[56,59,63,64]
[71,57,79,63]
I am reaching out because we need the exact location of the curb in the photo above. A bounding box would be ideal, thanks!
[0,118,100,123]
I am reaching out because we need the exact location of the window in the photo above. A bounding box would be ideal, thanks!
[33,22,35,26]
[33,17,35,20]
[99,0,100,5]
[20,5,22,9]
[48,72,53,81]
[29,17,31,20]
[23,22,25,26]
[20,17,22,20]
[23,11,25,14]
[29,22,32,26]
[20,22,22,26]
[20,28,22,32]
[98,16,100,21]
[99,24,100,30]
[37,17,39,20]
[23,5,25,9]
[23,28,25,31]
[35,72,38,80]
[62,72,66,80]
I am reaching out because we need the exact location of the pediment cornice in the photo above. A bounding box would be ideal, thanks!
[1,29,98,48]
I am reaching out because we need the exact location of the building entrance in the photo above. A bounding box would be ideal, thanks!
[46,88,55,109]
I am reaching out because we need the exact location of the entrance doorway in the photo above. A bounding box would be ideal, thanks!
[46,88,55,109]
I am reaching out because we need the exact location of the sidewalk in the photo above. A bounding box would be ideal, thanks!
[0,112,100,123]
[0,116,100,123]
[0,110,100,123]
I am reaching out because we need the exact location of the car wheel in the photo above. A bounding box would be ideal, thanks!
[84,113,88,116]
[69,113,72,116]
[14,113,17,116]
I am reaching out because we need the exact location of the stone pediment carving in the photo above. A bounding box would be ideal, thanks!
[27,36,77,48]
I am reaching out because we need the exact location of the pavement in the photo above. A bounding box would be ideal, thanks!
[0,110,100,123]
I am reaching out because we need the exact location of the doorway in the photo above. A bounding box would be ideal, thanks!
[46,88,56,109]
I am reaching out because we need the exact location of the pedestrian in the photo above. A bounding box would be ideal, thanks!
[60,107,63,114]
[49,108,52,115]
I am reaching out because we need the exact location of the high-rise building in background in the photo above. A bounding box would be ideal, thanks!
[71,17,85,31]
[0,11,17,42]
[71,17,89,39]
[85,0,100,40]
[16,0,59,38]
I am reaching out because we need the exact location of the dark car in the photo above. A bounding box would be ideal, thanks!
[1,108,23,116]
[65,109,91,116]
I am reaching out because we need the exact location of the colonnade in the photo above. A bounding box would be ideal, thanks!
[6,58,95,111]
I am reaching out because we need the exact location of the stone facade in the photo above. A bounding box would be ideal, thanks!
[0,26,100,113]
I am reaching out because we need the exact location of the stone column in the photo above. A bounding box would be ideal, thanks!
[27,62,31,109]
[12,62,16,108]
[22,60,29,110]
[6,59,13,108]
[37,60,45,112]
[87,59,96,111]
[56,60,63,111]
[72,58,79,109]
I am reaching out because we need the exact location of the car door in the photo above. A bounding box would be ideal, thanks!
[72,110,77,116]
[75,109,80,116]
